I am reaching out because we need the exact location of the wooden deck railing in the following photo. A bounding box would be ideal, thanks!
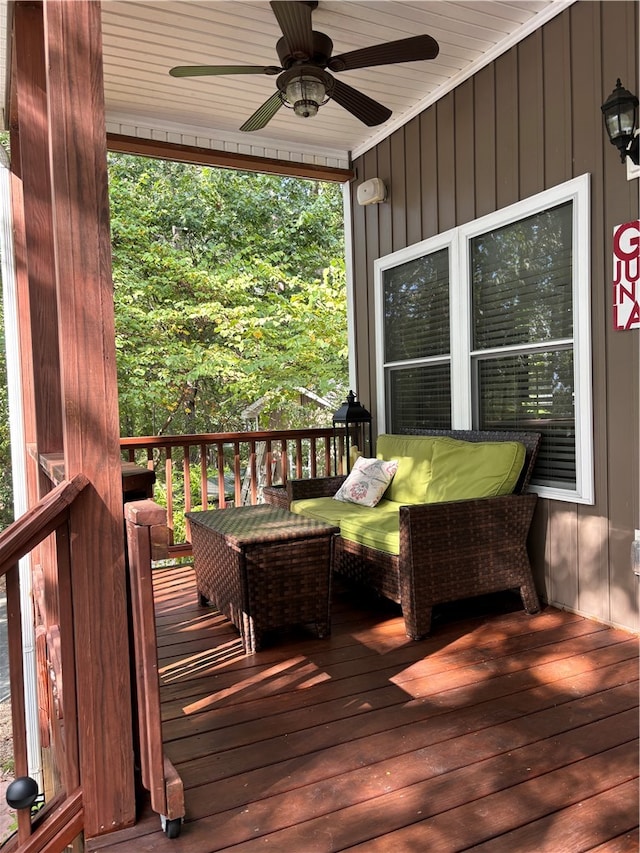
[0,474,89,851]
[120,427,336,555]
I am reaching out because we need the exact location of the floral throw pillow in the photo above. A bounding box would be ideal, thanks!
[333,457,399,507]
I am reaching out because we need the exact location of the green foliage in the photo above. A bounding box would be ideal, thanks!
[109,155,348,436]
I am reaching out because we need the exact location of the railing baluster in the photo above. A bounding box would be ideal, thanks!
[265,439,274,487]
[280,438,288,482]
[233,442,241,506]
[199,443,208,510]
[248,440,257,505]
[55,523,80,791]
[182,446,191,517]
[310,437,318,478]
[295,438,303,478]
[165,448,174,544]
[216,442,226,509]
[336,434,345,474]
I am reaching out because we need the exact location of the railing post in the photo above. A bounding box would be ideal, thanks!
[124,500,184,833]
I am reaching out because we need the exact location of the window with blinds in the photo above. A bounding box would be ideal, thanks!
[471,202,576,491]
[374,174,593,504]
[380,245,451,431]
[475,350,576,489]
[383,249,450,362]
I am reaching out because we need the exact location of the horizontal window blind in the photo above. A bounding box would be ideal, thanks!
[476,349,575,488]
[388,363,451,432]
[383,248,449,362]
[472,203,573,350]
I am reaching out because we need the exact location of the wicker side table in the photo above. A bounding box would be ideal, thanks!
[186,505,338,653]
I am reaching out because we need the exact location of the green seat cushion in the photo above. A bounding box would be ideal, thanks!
[291,496,397,526]
[375,434,447,504]
[426,439,526,502]
[291,496,401,555]
[290,496,350,526]
[338,499,402,555]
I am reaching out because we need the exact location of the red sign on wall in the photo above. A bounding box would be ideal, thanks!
[613,219,640,330]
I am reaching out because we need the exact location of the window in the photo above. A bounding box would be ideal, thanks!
[374,174,593,503]
[381,241,452,431]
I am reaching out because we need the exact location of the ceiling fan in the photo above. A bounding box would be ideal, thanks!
[169,0,439,132]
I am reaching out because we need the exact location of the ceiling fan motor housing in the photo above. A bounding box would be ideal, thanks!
[276,31,333,68]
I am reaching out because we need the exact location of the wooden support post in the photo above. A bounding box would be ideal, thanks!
[42,0,136,835]
[13,2,64,466]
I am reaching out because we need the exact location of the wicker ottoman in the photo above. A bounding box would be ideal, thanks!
[186,505,338,653]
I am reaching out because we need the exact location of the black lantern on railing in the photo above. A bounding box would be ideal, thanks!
[332,390,373,474]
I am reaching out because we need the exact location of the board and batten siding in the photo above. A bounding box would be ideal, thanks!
[349,0,639,632]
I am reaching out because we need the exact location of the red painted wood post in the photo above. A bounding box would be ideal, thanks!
[42,0,136,835]
[13,1,64,465]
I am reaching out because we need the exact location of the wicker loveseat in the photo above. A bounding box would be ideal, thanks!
[264,429,542,640]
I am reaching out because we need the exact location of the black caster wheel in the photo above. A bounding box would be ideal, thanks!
[161,815,183,838]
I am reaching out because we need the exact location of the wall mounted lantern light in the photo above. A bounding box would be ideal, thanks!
[601,79,640,165]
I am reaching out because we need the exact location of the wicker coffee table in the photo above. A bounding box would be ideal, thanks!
[186,505,338,653]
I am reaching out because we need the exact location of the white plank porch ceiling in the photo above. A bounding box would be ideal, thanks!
[2,0,575,168]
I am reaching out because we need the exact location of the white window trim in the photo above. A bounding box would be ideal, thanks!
[374,173,593,505]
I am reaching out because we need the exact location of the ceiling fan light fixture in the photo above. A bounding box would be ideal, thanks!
[287,75,325,117]
[278,67,332,119]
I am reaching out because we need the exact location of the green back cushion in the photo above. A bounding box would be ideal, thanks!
[426,439,526,502]
[376,434,443,503]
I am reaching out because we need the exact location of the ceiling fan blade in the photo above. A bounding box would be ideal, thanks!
[170,65,281,78]
[329,34,439,72]
[240,92,284,132]
[270,1,315,58]
[330,77,392,127]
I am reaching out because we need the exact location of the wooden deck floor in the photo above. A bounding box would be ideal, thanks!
[89,562,639,853]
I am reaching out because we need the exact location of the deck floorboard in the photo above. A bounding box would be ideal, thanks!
[87,563,639,853]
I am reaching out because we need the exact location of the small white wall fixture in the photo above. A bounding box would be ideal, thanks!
[357,177,387,205]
